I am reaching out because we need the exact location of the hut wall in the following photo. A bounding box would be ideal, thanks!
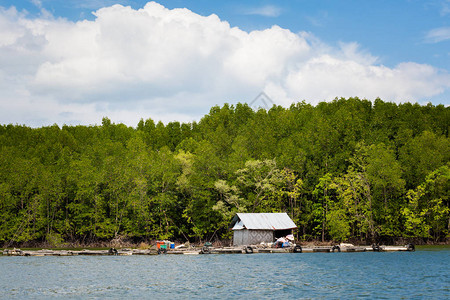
[233,230,274,246]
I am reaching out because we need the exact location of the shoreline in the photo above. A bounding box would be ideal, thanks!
[3,238,449,250]
[0,238,450,250]
[2,243,449,257]
[3,244,433,256]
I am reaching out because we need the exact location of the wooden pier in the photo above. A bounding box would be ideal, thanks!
[2,244,414,256]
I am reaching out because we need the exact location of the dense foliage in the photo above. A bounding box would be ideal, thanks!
[0,98,449,246]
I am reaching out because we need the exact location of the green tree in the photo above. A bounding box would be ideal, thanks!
[400,131,450,189]
[235,159,283,212]
[402,165,450,240]
[313,173,333,242]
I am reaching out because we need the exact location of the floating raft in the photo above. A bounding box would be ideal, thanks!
[2,244,415,256]
[2,248,136,256]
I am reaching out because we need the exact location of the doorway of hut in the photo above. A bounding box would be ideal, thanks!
[274,229,293,240]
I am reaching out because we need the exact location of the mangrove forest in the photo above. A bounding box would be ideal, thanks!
[0,97,449,246]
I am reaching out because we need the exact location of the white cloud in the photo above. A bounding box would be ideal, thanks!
[31,0,42,9]
[425,27,450,43]
[337,41,379,65]
[0,2,449,127]
[282,59,449,104]
[243,5,282,17]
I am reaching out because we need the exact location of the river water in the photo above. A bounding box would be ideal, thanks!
[0,247,449,299]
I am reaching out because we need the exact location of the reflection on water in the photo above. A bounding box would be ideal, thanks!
[1,247,449,299]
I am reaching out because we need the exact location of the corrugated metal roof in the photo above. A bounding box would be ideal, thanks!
[232,220,244,230]
[230,213,297,230]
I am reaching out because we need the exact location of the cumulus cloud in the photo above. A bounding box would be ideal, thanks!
[0,2,449,127]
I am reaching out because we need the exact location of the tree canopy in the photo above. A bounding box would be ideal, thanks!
[0,98,449,246]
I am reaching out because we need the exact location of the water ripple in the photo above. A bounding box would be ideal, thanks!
[0,248,449,299]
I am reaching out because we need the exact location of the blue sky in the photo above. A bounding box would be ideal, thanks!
[0,0,449,126]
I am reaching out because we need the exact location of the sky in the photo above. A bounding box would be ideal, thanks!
[0,0,449,127]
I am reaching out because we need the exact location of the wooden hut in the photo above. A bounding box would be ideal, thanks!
[229,213,297,246]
